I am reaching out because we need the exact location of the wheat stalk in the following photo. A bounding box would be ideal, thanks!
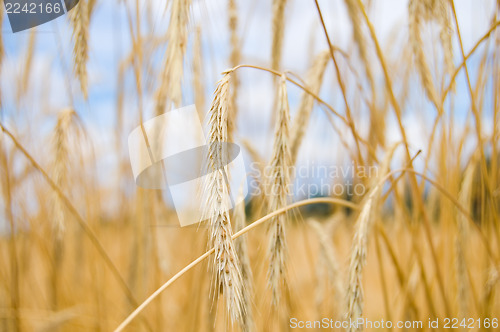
[193,26,205,118]
[240,139,268,218]
[155,0,190,114]
[203,72,246,326]
[290,50,330,164]
[310,218,344,312]
[70,0,91,99]
[0,6,4,108]
[455,159,475,318]
[234,189,254,332]
[113,197,358,332]
[0,4,4,66]
[228,0,241,141]
[0,5,4,106]
[17,29,36,101]
[483,267,499,314]
[228,0,240,69]
[266,74,292,305]
[0,125,21,332]
[88,0,97,15]
[271,0,288,70]
[345,145,396,331]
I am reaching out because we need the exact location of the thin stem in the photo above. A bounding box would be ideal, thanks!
[356,0,451,316]
[374,224,392,327]
[114,163,498,331]
[381,165,498,265]
[228,65,345,122]
[313,0,364,164]
[1,135,20,332]
[376,224,420,317]
[404,169,498,265]
[228,64,378,161]
[450,2,499,223]
[0,124,141,311]
[441,20,500,107]
[113,197,359,332]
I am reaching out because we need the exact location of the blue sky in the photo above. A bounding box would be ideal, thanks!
[0,0,497,218]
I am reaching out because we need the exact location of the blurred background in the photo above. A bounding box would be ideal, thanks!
[0,0,499,331]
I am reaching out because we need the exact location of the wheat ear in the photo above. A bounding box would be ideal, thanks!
[49,108,81,310]
[409,0,454,108]
[408,0,440,109]
[70,0,90,99]
[344,0,374,91]
[267,74,292,304]
[203,72,246,325]
[155,0,190,114]
[345,145,396,331]
[51,109,79,238]
[434,0,454,79]
[345,194,373,332]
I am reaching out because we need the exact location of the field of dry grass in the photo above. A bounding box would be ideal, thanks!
[0,0,499,331]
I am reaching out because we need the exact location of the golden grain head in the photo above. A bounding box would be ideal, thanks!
[1,1,499,331]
